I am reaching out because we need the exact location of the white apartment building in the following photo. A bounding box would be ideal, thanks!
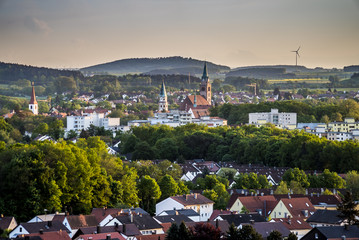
[66,110,120,132]
[249,109,297,129]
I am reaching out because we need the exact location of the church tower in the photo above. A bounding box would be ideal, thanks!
[29,82,38,115]
[158,80,168,112]
[200,62,212,105]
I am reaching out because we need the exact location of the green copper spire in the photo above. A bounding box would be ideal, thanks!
[159,80,167,98]
[202,62,209,81]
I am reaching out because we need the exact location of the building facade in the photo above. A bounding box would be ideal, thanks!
[249,109,297,129]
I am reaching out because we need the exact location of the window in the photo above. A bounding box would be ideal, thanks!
[20,227,22,232]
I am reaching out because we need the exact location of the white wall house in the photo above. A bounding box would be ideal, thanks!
[249,109,297,128]
[156,193,214,221]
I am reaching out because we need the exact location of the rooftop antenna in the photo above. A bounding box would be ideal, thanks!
[291,46,301,67]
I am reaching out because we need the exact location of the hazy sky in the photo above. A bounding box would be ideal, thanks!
[1,0,359,69]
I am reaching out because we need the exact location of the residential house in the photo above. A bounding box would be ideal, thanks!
[156,193,214,221]
[157,209,200,222]
[0,215,17,232]
[179,163,201,182]
[269,197,316,220]
[301,226,359,240]
[214,213,266,227]
[228,195,278,218]
[72,225,140,240]
[306,210,344,227]
[271,217,312,239]
[9,221,70,239]
[105,214,164,235]
[16,231,71,240]
[243,222,291,239]
[74,232,125,240]
[153,215,193,224]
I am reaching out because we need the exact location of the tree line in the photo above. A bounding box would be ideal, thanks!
[0,137,189,221]
[210,99,359,124]
[119,123,359,173]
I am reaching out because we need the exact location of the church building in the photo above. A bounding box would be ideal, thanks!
[29,82,38,115]
[179,62,212,118]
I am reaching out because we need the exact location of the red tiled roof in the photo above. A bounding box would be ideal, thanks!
[272,217,312,230]
[238,196,278,214]
[136,234,166,240]
[179,95,210,111]
[24,231,71,240]
[91,208,122,223]
[280,197,316,218]
[75,232,125,240]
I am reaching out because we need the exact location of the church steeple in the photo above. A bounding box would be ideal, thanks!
[199,62,212,105]
[29,82,38,115]
[202,61,209,81]
[158,80,168,112]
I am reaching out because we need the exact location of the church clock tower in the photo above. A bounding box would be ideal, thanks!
[158,80,168,112]
[200,62,211,105]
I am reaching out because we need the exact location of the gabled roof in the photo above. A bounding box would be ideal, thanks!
[16,221,70,234]
[306,210,343,224]
[154,215,193,224]
[66,215,99,229]
[272,217,312,230]
[91,208,122,223]
[246,222,291,238]
[307,195,342,206]
[170,193,214,206]
[236,196,277,215]
[280,197,316,218]
[160,209,200,217]
[219,213,266,226]
[209,210,232,221]
[115,215,163,230]
[307,226,359,239]
[136,234,166,240]
[186,220,230,235]
[74,232,124,240]
[73,224,140,238]
[0,216,16,230]
[19,231,71,240]
[179,95,210,111]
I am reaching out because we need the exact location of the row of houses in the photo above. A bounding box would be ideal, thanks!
[1,191,357,240]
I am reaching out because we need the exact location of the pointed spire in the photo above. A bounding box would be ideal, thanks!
[159,80,167,98]
[202,62,209,81]
[29,82,37,105]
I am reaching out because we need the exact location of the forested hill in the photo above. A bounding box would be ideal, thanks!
[80,56,230,75]
[0,62,83,85]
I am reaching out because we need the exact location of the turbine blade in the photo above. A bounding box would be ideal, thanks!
[297,46,301,51]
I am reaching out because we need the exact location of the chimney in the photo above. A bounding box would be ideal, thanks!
[122,223,126,233]
[39,229,44,234]
[216,219,219,229]
[47,221,52,227]
[97,225,101,234]
[130,213,133,223]
[106,234,111,240]
[250,219,255,225]
[288,215,291,225]
[194,193,198,199]
[344,224,349,230]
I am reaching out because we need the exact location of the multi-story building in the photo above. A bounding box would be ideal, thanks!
[249,109,297,129]
[66,110,120,132]
[327,117,359,132]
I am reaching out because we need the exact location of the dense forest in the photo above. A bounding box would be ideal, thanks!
[119,123,359,173]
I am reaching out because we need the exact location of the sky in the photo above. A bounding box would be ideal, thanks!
[1,0,359,69]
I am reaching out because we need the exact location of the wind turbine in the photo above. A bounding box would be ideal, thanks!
[292,46,300,67]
